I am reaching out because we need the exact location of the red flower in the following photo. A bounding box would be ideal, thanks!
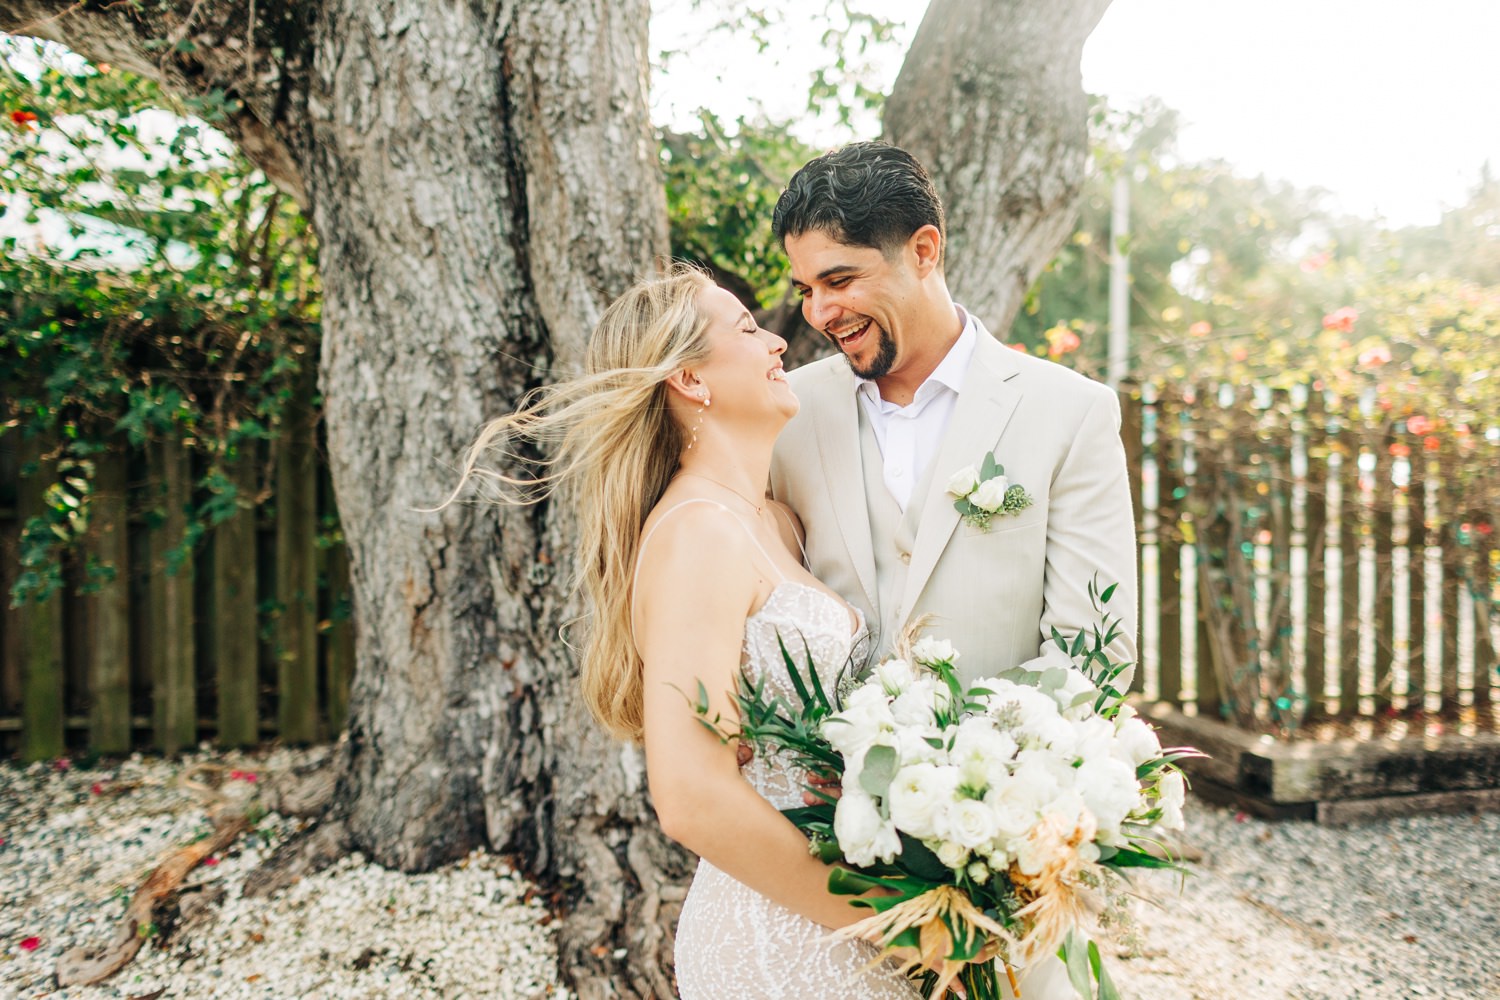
[52,758,70,772]
[91,782,104,795]
[1480,523,1494,537]
[203,856,220,866]
[1007,342,1026,353]
[9,109,38,130]
[1388,442,1411,458]
[229,769,258,783]
[1423,436,1441,452]
[1322,306,1358,333]
[19,936,41,952]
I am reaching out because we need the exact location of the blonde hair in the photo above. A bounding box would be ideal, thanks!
[446,265,715,742]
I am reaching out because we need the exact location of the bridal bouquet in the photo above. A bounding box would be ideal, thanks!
[695,582,1199,1000]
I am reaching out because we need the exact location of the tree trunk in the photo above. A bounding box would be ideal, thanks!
[4,0,1107,993]
[883,0,1114,338]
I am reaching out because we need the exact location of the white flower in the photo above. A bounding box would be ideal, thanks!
[969,476,1010,513]
[891,679,944,728]
[834,790,902,866]
[935,838,971,870]
[1071,714,1117,766]
[1156,769,1186,830]
[939,797,1000,850]
[967,860,992,885]
[874,656,916,696]
[887,763,959,840]
[823,686,895,756]
[1051,668,1100,721]
[1114,715,1163,768]
[951,719,1018,790]
[910,636,958,667]
[946,465,981,498]
[1075,756,1141,844]
[894,725,947,766]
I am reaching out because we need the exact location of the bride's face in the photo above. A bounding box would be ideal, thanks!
[690,285,797,426]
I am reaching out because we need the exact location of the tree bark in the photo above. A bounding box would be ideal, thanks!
[2,0,1109,993]
[884,0,1114,338]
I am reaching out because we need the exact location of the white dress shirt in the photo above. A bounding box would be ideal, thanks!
[855,308,979,511]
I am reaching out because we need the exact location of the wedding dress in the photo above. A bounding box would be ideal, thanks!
[642,500,922,1000]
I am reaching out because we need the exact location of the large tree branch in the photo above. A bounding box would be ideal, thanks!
[884,0,1113,337]
[0,0,311,205]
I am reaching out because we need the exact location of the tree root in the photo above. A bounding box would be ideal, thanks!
[56,812,250,987]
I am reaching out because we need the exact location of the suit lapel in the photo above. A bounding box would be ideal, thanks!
[811,362,880,612]
[898,330,1023,623]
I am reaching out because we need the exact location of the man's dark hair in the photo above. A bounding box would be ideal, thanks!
[771,141,946,260]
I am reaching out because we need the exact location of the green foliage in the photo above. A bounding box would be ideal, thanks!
[1,37,320,605]
[661,111,818,307]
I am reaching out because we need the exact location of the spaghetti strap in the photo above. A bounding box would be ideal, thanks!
[768,502,810,569]
[630,498,788,642]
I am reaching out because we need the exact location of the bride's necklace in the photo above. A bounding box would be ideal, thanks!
[678,471,765,516]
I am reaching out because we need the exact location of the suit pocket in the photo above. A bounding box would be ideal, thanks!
[961,506,1046,538]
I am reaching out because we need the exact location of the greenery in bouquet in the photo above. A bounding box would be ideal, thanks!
[691,582,1201,1000]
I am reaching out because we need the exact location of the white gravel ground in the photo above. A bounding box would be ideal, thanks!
[3,748,1496,999]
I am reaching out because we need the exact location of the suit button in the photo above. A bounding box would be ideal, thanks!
[899,552,911,564]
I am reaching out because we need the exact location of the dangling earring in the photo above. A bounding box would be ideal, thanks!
[686,389,711,450]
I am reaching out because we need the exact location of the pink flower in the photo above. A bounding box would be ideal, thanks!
[52,758,71,772]
[203,856,220,866]
[1358,345,1392,368]
[19,936,41,952]
[1188,321,1212,337]
[229,770,258,783]
[1406,415,1434,436]
[1045,326,1081,358]
[1322,307,1358,333]
[91,782,104,795]
[1300,252,1331,273]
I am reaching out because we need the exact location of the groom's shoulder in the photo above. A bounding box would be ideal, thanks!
[995,340,1114,410]
[785,351,845,392]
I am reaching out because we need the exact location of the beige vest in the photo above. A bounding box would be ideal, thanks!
[857,403,939,657]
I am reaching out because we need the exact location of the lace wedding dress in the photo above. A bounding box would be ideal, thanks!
[658,503,921,999]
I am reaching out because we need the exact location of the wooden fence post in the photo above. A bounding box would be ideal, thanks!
[149,436,196,753]
[86,446,132,752]
[275,369,320,743]
[17,432,64,761]
[214,452,260,747]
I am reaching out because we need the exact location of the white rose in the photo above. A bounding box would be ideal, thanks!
[966,860,992,885]
[935,838,971,870]
[910,636,958,667]
[969,476,1010,513]
[1075,756,1141,844]
[895,725,947,766]
[823,686,895,756]
[946,465,981,498]
[1114,716,1163,769]
[874,656,916,696]
[951,720,1018,790]
[1156,769,1186,830]
[891,679,942,728]
[939,797,1000,851]
[1071,714,1117,766]
[834,790,902,866]
[887,763,959,840]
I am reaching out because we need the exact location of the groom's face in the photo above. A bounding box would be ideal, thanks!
[785,229,929,381]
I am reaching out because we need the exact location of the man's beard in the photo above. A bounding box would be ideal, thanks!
[842,325,898,380]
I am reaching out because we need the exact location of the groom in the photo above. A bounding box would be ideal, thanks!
[767,141,1138,999]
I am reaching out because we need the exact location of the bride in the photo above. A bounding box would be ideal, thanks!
[454,266,922,998]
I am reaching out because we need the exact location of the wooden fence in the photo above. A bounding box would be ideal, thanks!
[4,379,1498,758]
[0,394,353,759]
[1127,381,1499,733]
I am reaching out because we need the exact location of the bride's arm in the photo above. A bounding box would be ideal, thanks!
[635,504,865,930]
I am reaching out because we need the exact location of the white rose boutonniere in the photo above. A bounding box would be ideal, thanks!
[946,450,1033,529]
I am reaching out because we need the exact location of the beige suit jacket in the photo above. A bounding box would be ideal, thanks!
[769,315,1138,690]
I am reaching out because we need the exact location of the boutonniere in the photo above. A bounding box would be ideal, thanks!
[946,450,1033,530]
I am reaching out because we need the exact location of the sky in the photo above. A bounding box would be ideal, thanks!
[651,0,1500,227]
